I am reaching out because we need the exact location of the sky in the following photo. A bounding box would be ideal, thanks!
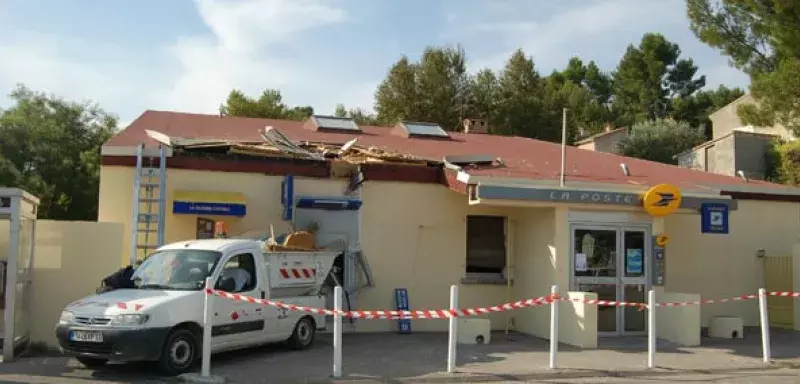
[0,0,750,127]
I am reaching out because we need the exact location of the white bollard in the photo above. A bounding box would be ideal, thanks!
[333,286,343,378]
[447,285,459,373]
[549,285,559,369]
[647,289,656,369]
[758,288,772,364]
[201,277,214,377]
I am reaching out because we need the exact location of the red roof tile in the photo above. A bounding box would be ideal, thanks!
[106,110,790,193]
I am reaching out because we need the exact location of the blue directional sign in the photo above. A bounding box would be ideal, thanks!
[701,203,729,234]
[394,288,412,334]
[281,175,294,221]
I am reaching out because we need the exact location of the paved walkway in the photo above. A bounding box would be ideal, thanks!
[1,329,800,383]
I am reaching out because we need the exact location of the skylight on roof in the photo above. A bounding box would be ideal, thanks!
[399,121,449,138]
[312,115,361,131]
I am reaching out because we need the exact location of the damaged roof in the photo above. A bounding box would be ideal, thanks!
[145,126,434,166]
[105,110,798,195]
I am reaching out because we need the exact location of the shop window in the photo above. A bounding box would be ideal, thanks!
[216,253,257,293]
[197,217,216,239]
[464,215,507,284]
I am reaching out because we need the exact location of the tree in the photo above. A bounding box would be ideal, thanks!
[219,89,313,120]
[612,33,706,125]
[0,84,117,220]
[545,57,616,136]
[687,0,800,135]
[686,0,799,75]
[584,61,614,106]
[333,103,379,125]
[670,85,746,137]
[738,58,800,135]
[493,49,552,139]
[374,56,421,125]
[765,138,800,185]
[415,45,470,131]
[616,118,706,164]
[465,69,499,128]
[374,46,469,130]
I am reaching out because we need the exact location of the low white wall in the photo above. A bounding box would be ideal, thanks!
[558,292,598,349]
[655,289,701,347]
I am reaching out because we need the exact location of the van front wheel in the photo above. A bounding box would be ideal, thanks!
[288,316,315,350]
[158,328,198,376]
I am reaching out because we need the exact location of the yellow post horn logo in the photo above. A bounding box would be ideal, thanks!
[642,184,682,217]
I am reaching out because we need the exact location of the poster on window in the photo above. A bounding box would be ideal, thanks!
[575,253,588,272]
[626,248,643,275]
[197,217,216,239]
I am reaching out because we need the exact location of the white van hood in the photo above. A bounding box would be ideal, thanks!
[65,289,198,316]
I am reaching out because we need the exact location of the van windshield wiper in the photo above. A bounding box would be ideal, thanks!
[138,283,171,290]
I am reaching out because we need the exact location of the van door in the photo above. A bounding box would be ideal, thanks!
[212,252,275,346]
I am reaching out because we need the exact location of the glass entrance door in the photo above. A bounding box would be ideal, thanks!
[571,225,650,336]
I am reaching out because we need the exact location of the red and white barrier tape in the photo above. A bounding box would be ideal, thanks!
[558,293,765,308]
[768,291,800,298]
[205,288,555,319]
[657,294,759,307]
[558,291,800,308]
[347,296,554,319]
[559,297,646,308]
[205,289,800,317]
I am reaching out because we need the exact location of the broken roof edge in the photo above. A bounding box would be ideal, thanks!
[103,127,439,167]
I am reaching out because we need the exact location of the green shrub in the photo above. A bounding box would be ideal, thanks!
[615,118,706,164]
[770,139,800,185]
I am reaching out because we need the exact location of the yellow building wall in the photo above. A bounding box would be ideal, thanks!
[98,164,800,335]
[665,200,800,327]
[510,207,561,338]
[98,165,558,333]
[0,220,125,347]
[99,166,352,265]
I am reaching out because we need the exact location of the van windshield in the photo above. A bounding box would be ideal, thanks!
[131,249,222,291]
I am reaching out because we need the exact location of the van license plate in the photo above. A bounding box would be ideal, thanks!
[70,331,103,343]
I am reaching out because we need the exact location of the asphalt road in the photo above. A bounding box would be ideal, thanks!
[3,331,800,383]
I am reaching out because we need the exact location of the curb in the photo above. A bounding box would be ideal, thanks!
[178,373,227,384]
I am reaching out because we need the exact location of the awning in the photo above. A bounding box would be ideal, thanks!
[172,190,246,216]
[471,184,738,212]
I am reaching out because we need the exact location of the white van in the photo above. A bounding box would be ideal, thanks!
[55,238,341,375]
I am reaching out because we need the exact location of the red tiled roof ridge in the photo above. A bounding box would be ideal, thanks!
[104,110,797,194]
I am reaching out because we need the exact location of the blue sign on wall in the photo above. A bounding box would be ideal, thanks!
[172,202,246,216]
[295,197,363,211]
[281,175,294,221]
[394,288,412,334]
[701,203,729,234]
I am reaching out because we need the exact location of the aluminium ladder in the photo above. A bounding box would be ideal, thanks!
[129,143,167,265]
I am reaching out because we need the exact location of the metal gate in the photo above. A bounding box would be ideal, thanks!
[764,255,795,330]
